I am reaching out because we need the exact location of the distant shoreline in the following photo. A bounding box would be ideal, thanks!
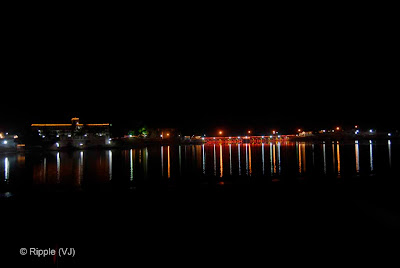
[0,136,400,154]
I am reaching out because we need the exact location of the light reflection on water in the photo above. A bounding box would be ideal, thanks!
[355,141,360,174]
[0,140,399,189]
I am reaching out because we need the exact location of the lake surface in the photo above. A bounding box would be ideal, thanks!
[2,140,400,266]
[1,140,398,192]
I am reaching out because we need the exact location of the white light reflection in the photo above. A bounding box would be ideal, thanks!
[388,140,392,168]
[229,144,232,175]
[270,142,273,175]
[272,143,276,175]
[323,142,326,175]
[277,142,281,174]
[144,147,148,178]
[355,140,360,174]
[79,151,84,184]
[56,152,60,183]
[161,146,164,177]
[245,144,249,176]
[108,150,112,180]
[43,157,47,182]
[312,144,315,167]
[369,140,374,172]
[4,157,9,182]
[261,142,265,175]
[130,149,134,181]
[238,144,241,176]
[297,142,301,174]
[213,144,216,176]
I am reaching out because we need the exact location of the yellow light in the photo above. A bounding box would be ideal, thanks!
[31,124,72,127]
[336,127,340,130]
[219,131,223,135]
[248,131,251,134]
[82,124,110,126]
[298,129,301,132]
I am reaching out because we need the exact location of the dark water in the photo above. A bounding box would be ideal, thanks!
[2,140,400,265]
[0,140,398,191]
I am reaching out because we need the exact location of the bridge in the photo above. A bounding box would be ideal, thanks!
[203,135,296,144]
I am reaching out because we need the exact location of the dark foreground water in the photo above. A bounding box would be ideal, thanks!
[1,140,400,266]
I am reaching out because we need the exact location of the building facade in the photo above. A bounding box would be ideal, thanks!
[31,118,111,149]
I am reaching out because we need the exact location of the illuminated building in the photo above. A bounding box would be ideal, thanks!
[31,118,111,149]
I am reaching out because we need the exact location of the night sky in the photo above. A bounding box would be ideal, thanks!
[2,10,398,136]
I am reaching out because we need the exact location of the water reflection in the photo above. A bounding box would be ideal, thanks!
[180,145,183,175]
[229,144,232,175]
[201,145,204,175]
[355,140,360,174]
[43,157,47,182]
[270,142,275,175]
[144,147,148,178]
[108,150,112,180]
[130,149,134,181]
[249,144,252,176]
[297,142,306,175]
[369,140,374,172]
[261,143,265,175]
[1,141,398,190]
[220,144,223,177]
[168,146,171,178]
[57,152,60,183]
[4,157,9,182]
[322,142,326,174]
[336,142,341,176]
[238,144,241,176]
[79,151,84,184]
[277,142,281,174]
[213,144,217,176]
[332,141,335,173]
[388,140,392,168]
[161,146,164,177]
